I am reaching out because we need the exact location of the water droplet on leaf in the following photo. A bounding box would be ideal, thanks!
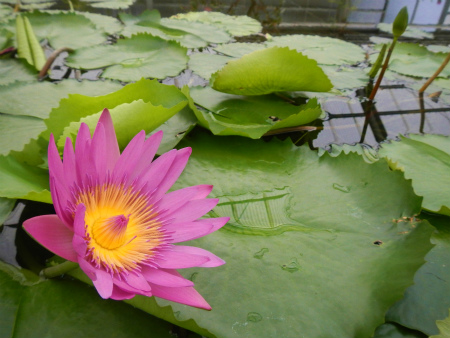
[281,258,300,273]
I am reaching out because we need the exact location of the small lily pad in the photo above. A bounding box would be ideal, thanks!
[170,11,262,37]
[266,34,366,65]
[66,33,188,82]
[189,86,322,139]
[211,47,332,95]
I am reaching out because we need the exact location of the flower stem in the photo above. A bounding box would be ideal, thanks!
[41,261,79,279]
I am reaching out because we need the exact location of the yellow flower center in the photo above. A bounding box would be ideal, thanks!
[75,182,164,274]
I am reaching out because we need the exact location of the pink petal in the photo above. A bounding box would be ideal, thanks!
[48,135,70,210]
[124,272,151,292]
[130,131,163,179]
[154,247,210,269]
[63,137,76,189]
[72,234,87,257]
[110,285,136,300]
[157,185,213,213]
[112,276,152,296]
[23,215,77,262]
[149,283,211,310]
[92,268,114,299]
[73,203,86,237]
[113,131,145,180]
[165,217,229,243]
[90,122,107,182]
[139,149,177,194]
[171,245,225,268]
[49,176,73,229]
[79,258,96,280]
[75,123,92,184]
[165,198,219,223]
[151,147,192,202]
[97,109,120,171]
[141,266,194,287]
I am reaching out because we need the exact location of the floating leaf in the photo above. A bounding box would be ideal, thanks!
[321,65,369,90]
[188,53,230,80]
[66,33,188,82]
[372,42,450,78]
[0,80,123,156]
[80,0,136,9]
[43,79,188,149]
[122,130,433,338]
[0,154,50,202]
[15,15,46,71]
[77,12,124,34]
[0,59,36,85]
[0,261,174,338]
[190,86,322,138]
[160,18,231,44]
[0,197,15,225]
[386,213,450,336]
[214,42,266,58]
[171,11,262,37]
[427,45,450,54]
[266,34,365,65]
[373,323,427,338]
[379,134,450,216]
[211,47,332,95]
[378,23,433,40]
[430,310,450,338]
[1,11,109,49]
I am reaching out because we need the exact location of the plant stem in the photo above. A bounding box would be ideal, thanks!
[38,47,73,80]
[418,52,450,133]
[41,261,78,279]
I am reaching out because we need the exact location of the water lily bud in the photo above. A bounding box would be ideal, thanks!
[392,6,409,38]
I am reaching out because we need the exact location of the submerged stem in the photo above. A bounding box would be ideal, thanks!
[41,261,79,279]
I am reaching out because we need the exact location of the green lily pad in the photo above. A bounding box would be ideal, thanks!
[119,10,230,49]
[188,53,230,80]
[190,86,322,138]
[66,33,188,82]
[430,310,450,338]
[0,59,36,85]
[386,213,450,336]
[0,197,15,225]
[427,45,450,54]
[373,323,427,338]
[80,0,135,9]
[266,35,366,65]
[122,130,433,338]
[214,42,266,58]
[43,79,188,150]
[378,23,434,39]
[150,87,198,155]
[372,42,450,78]
[0,154,50,202]
[321,65,369,90]
[211,47,333,95]
[171,11,262,37]
[1,11,109,49]
[379,134,450,216]
[0,80,123,156]
[0,261,174,338]
[77,12,124,34]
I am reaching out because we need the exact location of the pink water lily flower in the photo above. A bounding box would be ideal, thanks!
[24,108,228,310]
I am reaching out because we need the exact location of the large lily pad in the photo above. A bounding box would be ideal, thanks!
[43,79,188,150]
[379,134,450,216]
[378,23,433,39]
[190,86,322,139]
[0,59,36,85]
[0,154,50,202]
[0,80,123,156]
[372,42,450,78]
[188,53,230,80]
[0,261,174,338]
[66,33,188,82]
[266,35,366,65]
[118,130,433,338]
[171,11,262,37]
[210,47,333,95]
[1,11,109,49]
[386,213,450,336]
